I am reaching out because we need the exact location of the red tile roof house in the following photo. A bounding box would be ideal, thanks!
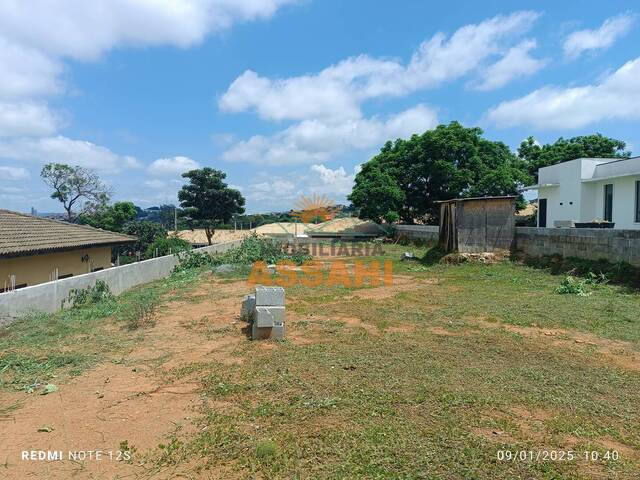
[0,209,136,292]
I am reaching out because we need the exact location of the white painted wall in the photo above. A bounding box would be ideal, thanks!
[585,176,640,228]
[537,158,640,229]
[538,159,582,227]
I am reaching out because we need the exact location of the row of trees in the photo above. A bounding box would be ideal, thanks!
[349,122,630,224]
[39,122,630,239]
[40,165,246,257]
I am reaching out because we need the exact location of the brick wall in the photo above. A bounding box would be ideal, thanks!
[394,225,640,266]
[394,225,439,242]
[514,227,640,266]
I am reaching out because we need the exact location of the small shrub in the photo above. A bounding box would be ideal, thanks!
[214,233,312,267]
[121,294,158,330]
[64,280,113,308]
[174,250,213,272]
[555,276,591,297]
[145,236,191,258]
[584,271,610,286]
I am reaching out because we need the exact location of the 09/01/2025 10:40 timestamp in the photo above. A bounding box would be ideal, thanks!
[497,450,619,462]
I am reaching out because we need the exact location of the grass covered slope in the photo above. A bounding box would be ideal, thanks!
[0,243,638,479]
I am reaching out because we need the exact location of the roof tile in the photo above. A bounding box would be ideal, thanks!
[0,210,137,257]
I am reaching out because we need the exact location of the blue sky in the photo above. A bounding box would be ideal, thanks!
[0,0,639,214]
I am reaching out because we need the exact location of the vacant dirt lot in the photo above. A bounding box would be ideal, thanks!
[1,246,639,479]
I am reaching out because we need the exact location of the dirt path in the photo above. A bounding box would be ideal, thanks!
[0,277,252,480]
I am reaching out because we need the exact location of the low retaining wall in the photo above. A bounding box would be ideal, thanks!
[0,240,241,325]
[394,224,640,266]
[514,227,640,266]
[395,225,440,242]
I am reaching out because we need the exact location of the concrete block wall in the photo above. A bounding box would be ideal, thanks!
[394,224,640,266]
[514,227,640,266]
[394,225,439,242]
[0,239,242,325]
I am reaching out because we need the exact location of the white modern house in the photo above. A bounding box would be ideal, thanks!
[524,156,640,230]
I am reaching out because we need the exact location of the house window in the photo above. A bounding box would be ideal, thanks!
[636,181,640,223]
[604,184,614,222]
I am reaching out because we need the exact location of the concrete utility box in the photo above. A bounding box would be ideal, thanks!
[438,196,516,254]
[242,286,286,340]
[255,285,285,306]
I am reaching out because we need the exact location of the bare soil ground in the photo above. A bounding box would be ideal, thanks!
[0,277,251,479]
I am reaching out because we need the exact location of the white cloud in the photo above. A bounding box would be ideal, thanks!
[0,101,59,137]
[222,104,438,165]
[0,0,296,104]
[474,40,547,91]
[242,163,359,210]
[0,165,30,180]
[0,1,297,61]
[219,11,540,122]
[144,179,167,189]
[147,156,200,176]
[0,135,141,172]
[310,164,357,196]
[0,38,64,99]
[486,57,640,129]
[564,14,635,59]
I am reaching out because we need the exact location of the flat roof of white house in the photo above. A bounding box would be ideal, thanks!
[522,156,640,190]
[584,155,640,182]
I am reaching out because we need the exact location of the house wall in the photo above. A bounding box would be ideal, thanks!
[537,158,640,229]
[583,176,640,229]
[0,240,242,325]
[0,246,112,291]
[538,160,582,227]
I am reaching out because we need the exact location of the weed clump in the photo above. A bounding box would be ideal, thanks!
[174,233,312,273]
[517,253,640,289]
[64,280,113,308]
[120,292,158,330]
[255,440,278,463]
[555,276,591,297]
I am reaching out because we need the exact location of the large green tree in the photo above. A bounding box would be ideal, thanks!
[41,163,111,221]
[351,122,530,223]
[122,220,167,256]
[348,161,405,223]
[519,134,630,182]
[178,168,245,245]
[78,201,137,232]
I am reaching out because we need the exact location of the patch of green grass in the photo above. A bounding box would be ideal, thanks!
[156,248,640,479]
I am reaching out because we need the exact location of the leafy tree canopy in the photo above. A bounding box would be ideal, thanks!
[145,235,191,259]
[351,122,530,224]
[519,134,630,182]
[122,220,167,255]
[178,168,245,245]
[78,201,136,232]
[40,163,111,221]
[348,161,405,223]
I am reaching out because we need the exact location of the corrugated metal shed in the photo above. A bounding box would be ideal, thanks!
[437,196,516,253]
